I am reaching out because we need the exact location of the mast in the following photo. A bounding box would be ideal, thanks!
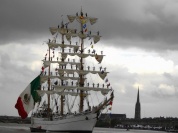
[60,21,64,116]
[41,9,110,115]
[47,39,51,117]
[79,10,84,113]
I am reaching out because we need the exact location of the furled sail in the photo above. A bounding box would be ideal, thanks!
[93,35,101,44]
[67,15,76,23]
[58,69,108,80]
[67,15,98,25]
[47,42,80,51]
[40,75,80,83]
[89,18,98,25]
[61,53,104,63]
[49,27,76,36]
[78,33,87,39]
[36,90,87,97]
[42,60,81,68]
[54,86,110,96]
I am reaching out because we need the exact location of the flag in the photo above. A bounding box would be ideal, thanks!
[41,66,44,72]
[65,22,70,26]
[107,83,110,87]
[83,24,87,32]
[109,101,113,106]
[15,75,41,119]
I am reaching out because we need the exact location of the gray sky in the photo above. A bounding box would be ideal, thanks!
[0,0,178,118]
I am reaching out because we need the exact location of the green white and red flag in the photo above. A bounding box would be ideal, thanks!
[15,75,41,119]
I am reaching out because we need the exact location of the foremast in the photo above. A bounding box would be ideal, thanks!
[60,21,65,116]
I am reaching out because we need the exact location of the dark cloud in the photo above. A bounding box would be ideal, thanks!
[0,52,38,91]
[1,0,178,51]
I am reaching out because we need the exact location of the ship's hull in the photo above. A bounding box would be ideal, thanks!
[30,112,98,132]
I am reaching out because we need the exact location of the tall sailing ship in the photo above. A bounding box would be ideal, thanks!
[15,9,114,133]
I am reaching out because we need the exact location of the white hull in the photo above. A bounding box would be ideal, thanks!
[31,112,98,132]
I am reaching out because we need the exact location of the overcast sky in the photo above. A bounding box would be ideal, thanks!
[0,0,178,118]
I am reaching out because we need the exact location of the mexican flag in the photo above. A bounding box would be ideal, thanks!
[15,75,41,119]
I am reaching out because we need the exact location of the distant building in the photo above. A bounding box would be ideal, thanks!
[99,113,126,120]
[135,87,141,119]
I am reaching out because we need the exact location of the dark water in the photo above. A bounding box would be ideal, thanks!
[0,123,166,133]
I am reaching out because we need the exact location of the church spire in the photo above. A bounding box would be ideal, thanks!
[135,87,141,119]
[137,87,140,103]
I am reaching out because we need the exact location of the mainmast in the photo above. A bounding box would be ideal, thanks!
[79,10,84,113]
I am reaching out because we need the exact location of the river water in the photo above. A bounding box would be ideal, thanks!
[0,123,166,133]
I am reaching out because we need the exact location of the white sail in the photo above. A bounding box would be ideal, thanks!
[68,15,98,25]
[47,42,80,51]
[78,32,87,39]
[58,69,108,80]
[89,18,98,25]
[43,60,80,68]
[40,75,80,83]
[93,35,101,44]
[67,15,76,23]
[49,27,58,35]
[61,53,104,63]
[54,86,110,96]
[36,90,87,96]
[49,27,76,35]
